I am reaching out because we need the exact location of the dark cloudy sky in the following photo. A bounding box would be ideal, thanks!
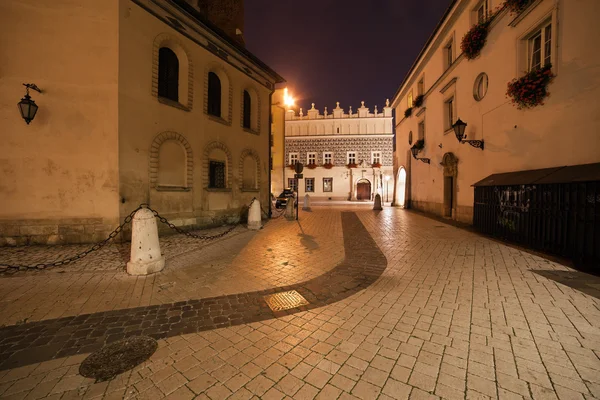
[245,0,451,112]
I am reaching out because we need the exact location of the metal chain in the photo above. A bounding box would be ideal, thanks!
[0,206,143,272]
[0,199,258,273]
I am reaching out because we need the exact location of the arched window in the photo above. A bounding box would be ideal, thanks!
[243,90,251,129]
[208,72,221,117]
[158,47,179,101]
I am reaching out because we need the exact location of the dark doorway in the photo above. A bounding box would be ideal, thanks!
[356,180,371,201]
[444,176,453,217]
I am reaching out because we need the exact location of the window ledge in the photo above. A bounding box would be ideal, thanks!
[158,96,190,111]
[509,0,543,27]
[241,188,260,192]
[444,127,454,135]
[156,186,191,192]
[205,188,232,192]
[207,114,230,126]
[416,107,426,117]
[243,127,260,135]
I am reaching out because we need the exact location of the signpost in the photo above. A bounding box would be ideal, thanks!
[294,163,304,220]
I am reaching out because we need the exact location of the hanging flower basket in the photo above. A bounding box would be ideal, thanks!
[506,65,555,110]
[306,163,317,169]
[346,163,358,169]
[413,95,424,108]
[372,162,382,168]
[404,107,413,118]
[504,0,532,14]
[411,139,425,152]
[323,163,334,169]
[461,20,491,60]
[288,164,296,170]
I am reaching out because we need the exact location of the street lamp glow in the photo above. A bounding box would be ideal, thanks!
[385,175,391,181]
[283,88,295,107]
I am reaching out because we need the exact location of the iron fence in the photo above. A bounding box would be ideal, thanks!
[473,181,600,271]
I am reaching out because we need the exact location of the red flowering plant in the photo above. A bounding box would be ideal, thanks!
[504,0,532,14]
[372,162,382,168]
[461,19,492,60]
[506,65,555,109]
[323,163,334,169]
[306,163,317,169]
[346,162,358,169]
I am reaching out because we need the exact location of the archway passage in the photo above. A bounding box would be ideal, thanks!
[396,167,407,207]
[356,179,371,201]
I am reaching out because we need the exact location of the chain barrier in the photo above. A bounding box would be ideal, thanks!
[0,199,259,273]
[0,206,143,272]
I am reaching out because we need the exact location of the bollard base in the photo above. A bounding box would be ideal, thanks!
[127,257,165,276]
[302,207,311,211]
[248,221,262,230]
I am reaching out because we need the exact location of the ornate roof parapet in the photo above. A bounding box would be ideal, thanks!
[284,99,392,120]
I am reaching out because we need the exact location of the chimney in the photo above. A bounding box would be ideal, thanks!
[196,0,245,46]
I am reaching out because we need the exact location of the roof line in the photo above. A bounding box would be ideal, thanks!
[391,0,459,104]
[170,0,285,83]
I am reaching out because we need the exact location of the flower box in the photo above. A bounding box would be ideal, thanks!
[404,107,413,118]
[306,163,317,169]
[323,163,334,169]
[413,95,424,108]
[372,162,382,168]
[505,0,532,14]
[346,163,358,169]
[461,20,491,60]
[506,65,554,109]
[411,139,425,151]
[288,164,296,170]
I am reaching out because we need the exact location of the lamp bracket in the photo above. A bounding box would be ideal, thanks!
[461,139,484,150]
[23,83,42,94]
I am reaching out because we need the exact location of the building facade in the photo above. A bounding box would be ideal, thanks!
[0,0,283,245]
[284,101,394,202]
[392,0,600,223]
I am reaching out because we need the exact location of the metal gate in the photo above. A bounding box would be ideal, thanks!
[473,181,600,271]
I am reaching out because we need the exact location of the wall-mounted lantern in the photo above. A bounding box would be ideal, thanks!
[410,147,430,164]
[18,83,42,125]
[452,118,484,150]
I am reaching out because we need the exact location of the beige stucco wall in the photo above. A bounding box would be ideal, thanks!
[0,0,120,245]
[393,0,600,223]
[118,2,272,228]
[271,89,287,195]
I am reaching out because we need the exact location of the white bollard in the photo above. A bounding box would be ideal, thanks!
[373,193,383,210]
[302,194,311,211]
[247,198,262,230]
[126,208,165,276]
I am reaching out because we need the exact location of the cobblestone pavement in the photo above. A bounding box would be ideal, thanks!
[1,206,600,399]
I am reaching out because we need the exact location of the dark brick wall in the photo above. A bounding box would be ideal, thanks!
[188,0,245,45]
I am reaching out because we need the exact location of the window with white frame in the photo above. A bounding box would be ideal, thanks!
[372,152,381,165]
[407,91,413,108]
[529,22,552,71]
[444,97,455,131]
[444,40,454,69]
[289,153,298,165]
[323,178,333,192]
[347,152,356,165]
[476,0,488,24]
[418,121,425,141]
[305,178,314,193]
[307,152,316,165]
[288,178,297,191]
[323,152,333,165]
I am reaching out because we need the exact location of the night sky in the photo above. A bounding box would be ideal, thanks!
[245,0,452,113]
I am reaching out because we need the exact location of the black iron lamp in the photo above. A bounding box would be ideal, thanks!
[452,118,484,150]
[410,146,430,164]
[18,83,42,125]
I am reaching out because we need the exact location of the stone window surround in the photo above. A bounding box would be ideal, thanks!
[204,63,233,126]
[239,148,261,191]
[149,131,193,190]
[152,33,194,111]
[203,141,233,190]
[240,86,261,135]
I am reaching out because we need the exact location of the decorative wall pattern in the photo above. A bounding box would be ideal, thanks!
[285,137,394,166]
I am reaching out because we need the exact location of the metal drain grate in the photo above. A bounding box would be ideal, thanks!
[264,290,309,311]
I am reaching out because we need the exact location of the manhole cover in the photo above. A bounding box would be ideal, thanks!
[264,290,309,311]
[79,336,158,382]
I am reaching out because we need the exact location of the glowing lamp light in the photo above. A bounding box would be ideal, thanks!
[283,87,295,108]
